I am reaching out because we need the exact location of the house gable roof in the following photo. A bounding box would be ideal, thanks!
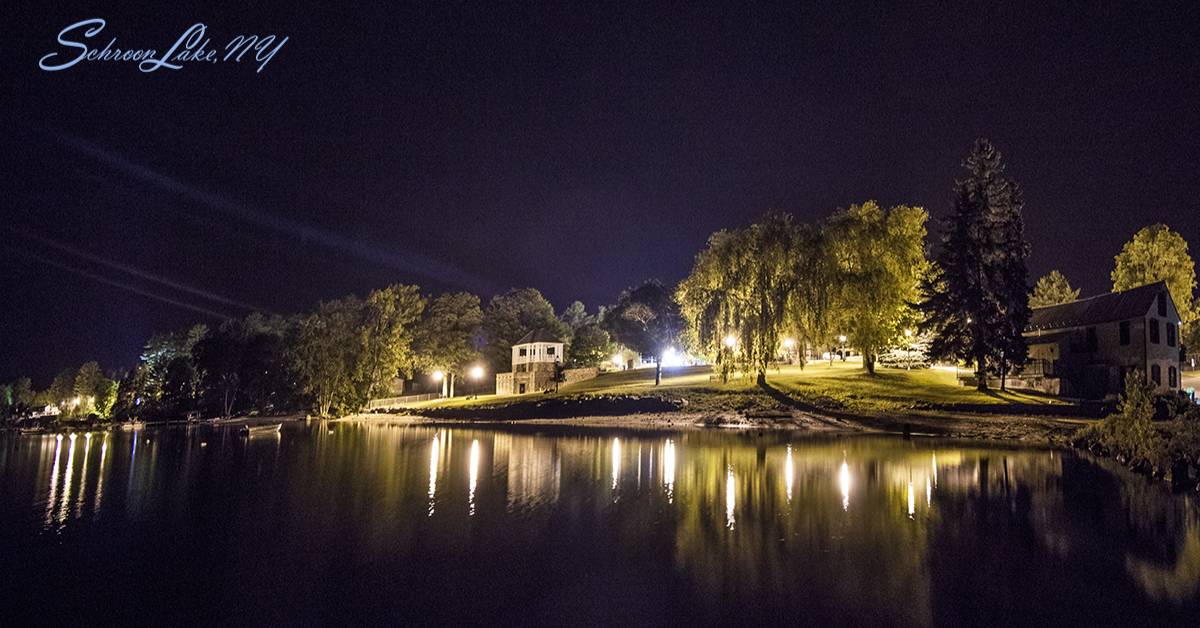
[1027,281,1170,331]
[515,328,563,345]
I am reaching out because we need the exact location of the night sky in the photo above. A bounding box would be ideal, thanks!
[3,2,1199,384]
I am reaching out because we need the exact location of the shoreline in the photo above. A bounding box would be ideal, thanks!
[348,403,1087,447]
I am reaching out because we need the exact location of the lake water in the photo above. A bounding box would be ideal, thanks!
[2,423,1198,626]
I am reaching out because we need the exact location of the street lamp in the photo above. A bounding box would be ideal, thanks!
[612,353,624,369]
[783,338,796,364]
[431,370,445,398]
[837,335,847,362]
[724,335,737,348]
[469,365,485,399]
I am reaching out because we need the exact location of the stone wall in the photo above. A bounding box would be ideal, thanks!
[563,367,599,385]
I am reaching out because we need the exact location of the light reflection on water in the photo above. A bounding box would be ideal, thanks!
[2,423,1199,625]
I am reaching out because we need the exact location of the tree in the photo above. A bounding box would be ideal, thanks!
[290,285,425,417]
[1030,270,1080,308]
[49,367,77,410]
[677,214,799,383]
[1112,224,1197,335]
[482,288,569,372]
[193,326,248,418]
[11,377,34,409]
[73,361,116,416]
[566,323,615,368]
[825,202,928,374]
[606,280,684,385]
[920,138,1032,391]
[413,292,484,397]
[352,284,426,407]
[559,301,595,332]
[291,296,363,417]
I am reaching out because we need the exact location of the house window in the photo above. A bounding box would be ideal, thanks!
[1158,293,1167,316]
[1149,319,1160,344]
[519,348,528,357]
[1086,327,1097,351]
[1119,321,1130,345]
[1169,366,1178,388]
[1167,323,1176,347]
[547,346,556,355]
[1151,364,1161,385]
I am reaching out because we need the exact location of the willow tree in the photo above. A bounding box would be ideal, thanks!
[825,202,928,374]
[677,214,798,383]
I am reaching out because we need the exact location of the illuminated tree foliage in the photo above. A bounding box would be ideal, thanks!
[920,139,1031,391]
[825,202,928,374]
[292,284,425,417]
[1112,224,1198,351]
[677,214,799,382]
[1030,270,1080,308]
[679,206,927,380]
[413,292,484,396]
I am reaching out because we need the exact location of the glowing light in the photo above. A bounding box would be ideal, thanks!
[785,445,795,503]
[469,365,484,380]
[904,328,913,338]
[783,338,796,349]
[45,434,63,528]
[428,435,440,515]
[431,370,444,382]
[468,439,480,516]
[931,453,938,487]
[611,437,621,490]
[58,433,77,525]
[839,460,851,512]
[660,347,684,367]
[725,466,736,529]
[926,477,932,507]
[76,433,93,517]
[612,354,624,367]
[663,439,676,502]
[723,335,737,348]
[837,335,847,344]
[907,481,915,518]
[94,435,108,515]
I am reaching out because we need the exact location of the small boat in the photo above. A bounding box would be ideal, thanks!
[241,423,282,436]
[19,427,44,435]
[119,421,146,431]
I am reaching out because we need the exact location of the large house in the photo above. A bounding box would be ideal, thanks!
[1019,281,1183,398]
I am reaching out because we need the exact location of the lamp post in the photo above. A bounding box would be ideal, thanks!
[783,338,795,364]
[469,365,485,398]
[432,370,445,397]
[837,335,847,363]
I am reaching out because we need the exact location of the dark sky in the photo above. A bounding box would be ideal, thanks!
[3,2,1199,384]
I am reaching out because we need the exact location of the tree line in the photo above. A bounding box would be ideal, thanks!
[4,138,1198,422]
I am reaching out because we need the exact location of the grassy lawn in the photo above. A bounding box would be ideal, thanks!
[410,360,1068,414]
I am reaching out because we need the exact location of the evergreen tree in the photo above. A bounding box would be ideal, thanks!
[1030,270,1080,308]
[920,139,1031,391]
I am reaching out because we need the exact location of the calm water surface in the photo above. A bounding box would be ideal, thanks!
[2,422,1199,626]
